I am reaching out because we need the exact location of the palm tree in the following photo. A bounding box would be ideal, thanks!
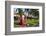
[17,8,24,25]
[17,8,27,26]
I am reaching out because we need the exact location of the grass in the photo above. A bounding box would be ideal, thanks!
[14,18,39,27]
[27,18,39,27]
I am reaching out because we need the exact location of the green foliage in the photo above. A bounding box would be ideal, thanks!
[18,8,24,15]
[29,9,39,17]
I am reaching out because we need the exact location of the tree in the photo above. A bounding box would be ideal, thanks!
[17,8,24,15]
[29,9,39,18]
[32,9,39,17]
